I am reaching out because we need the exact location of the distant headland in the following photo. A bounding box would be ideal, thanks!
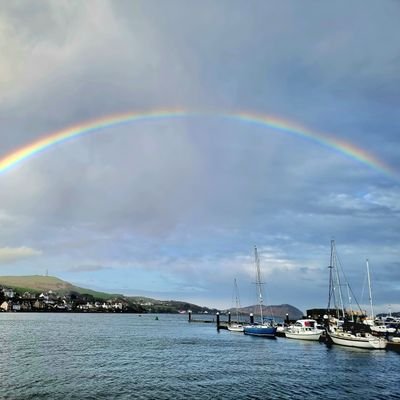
[0,275,303,319]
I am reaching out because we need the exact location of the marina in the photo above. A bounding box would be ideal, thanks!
[191,313,400,352]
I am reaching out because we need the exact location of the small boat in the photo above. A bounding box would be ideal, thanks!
[227,279,244,332]
[227,323,244,332]
[362,261,396,335]
[369,322,396,335]
[285,319,325,341]
[243,246,277,338]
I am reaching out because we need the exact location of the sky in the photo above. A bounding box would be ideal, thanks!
[0,1,399,315]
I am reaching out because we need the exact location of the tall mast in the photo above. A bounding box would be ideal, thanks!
[366,259,374,320]
[327,242,334,313]
[254,245,264,323]
[346,283,354,322]
[233,278,241,322]
[331,240,345,318]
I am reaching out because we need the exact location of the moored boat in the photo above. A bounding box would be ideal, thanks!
[285,319,325,341]
[327,328,387,349]
[228,278,244,332]
[227,323,244,332]
[244,322,277,337]
[243,246,277,338]
[369,322,396,335]
[325,242,387,350]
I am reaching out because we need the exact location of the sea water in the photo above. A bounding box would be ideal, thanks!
[0,313,399,399]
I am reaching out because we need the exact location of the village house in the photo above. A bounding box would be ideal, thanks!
[2,288,15,299]
[1,301,11,312]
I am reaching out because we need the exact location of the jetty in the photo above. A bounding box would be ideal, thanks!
[188,310,256,330]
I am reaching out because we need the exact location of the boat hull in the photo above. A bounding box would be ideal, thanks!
[328,331,387,349]
[285,319,324,341]
[387,340,400,352]
[227,324,244,332]
[243,325,277,337]
[285,332,322,341]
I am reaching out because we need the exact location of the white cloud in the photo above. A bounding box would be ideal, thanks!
[0,246,42,264]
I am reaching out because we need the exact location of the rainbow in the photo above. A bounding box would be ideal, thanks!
[0,109,395,178]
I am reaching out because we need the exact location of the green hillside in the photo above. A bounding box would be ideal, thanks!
[0,275,218,313]
[0,275,121,300]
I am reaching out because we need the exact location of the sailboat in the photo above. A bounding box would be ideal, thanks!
[363,260,396,335]
[243,246,277,337]
[227,278,244,332]
[326,241,387,350]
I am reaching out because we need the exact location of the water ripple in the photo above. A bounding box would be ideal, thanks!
[1,313,400,399]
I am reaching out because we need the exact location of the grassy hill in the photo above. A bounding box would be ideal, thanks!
[0,276,218,313]
[0,276,304,317]
[0,275,121,300]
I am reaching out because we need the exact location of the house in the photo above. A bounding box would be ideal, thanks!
[33,299,46,310]
[20,301,32,311]
[1,301,11,311]
[22,291,36,299]
[2,288,15,299]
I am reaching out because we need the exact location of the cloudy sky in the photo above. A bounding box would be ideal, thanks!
[0,1,399,314]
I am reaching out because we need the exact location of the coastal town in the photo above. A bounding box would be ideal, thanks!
[0,286,144,313]
[0,283,217,314]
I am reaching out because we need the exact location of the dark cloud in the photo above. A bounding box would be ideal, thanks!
[0,1,399,311]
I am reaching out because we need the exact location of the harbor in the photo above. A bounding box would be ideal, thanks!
[187,310,400,352]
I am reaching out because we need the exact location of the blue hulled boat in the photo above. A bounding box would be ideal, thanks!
[243,323,277,337]
[243,246,277,338]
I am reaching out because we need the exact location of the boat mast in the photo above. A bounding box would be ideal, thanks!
[346,283,354,322]
[366,259,374,320]
[233,278,241,323]
[327,243,334,314]
[331,240,345,319]
[254,245,264,323]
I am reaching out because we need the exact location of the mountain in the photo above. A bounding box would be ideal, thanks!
[237,304,304,321]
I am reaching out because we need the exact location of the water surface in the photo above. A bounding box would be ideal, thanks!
[1,313,399,399]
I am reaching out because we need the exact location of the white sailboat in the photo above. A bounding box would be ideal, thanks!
[363,260,396,335]
[326,241,387,350]
[228,278,244,332]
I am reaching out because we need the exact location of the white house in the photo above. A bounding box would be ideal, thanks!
[2,288,15,298]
